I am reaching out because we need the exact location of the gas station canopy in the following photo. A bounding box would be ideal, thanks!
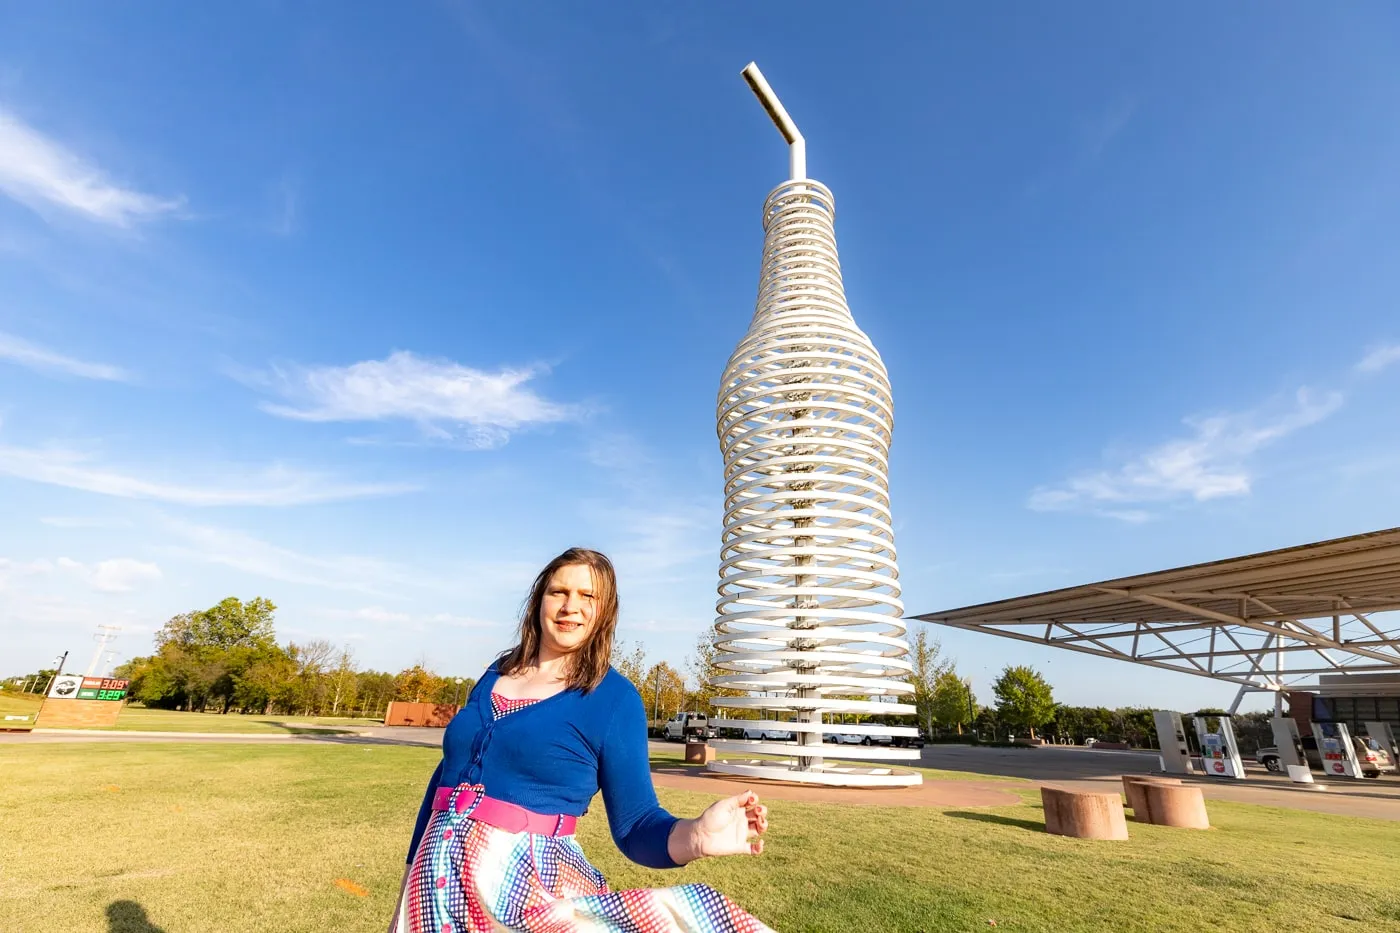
[914,528,1400,696]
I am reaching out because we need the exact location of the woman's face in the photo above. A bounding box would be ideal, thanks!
[538,563,598,659]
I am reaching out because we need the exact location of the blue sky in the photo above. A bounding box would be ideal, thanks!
[2,3,1398,711]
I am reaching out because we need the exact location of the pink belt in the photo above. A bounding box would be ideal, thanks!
[432,786,577,837]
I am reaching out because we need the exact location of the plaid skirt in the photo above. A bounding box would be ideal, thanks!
[401,785,775,933]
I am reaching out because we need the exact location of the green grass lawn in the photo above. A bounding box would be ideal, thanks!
[94,707,381,734]
[2,743,1397,933]
[0,691,42,726]
[0,691,43,712]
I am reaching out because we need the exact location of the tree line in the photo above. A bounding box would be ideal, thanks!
[111,597,476,718]
[22,597,1260,746]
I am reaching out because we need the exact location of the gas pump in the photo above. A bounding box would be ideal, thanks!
[1269,716,1310,780]
[1269,717,1306,770]
[1192,713,1245,779]
[1310,721,1364,779]
[1363,721,1398,765]
[1152,710,1195,775]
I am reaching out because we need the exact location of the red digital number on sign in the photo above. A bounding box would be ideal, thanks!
[100,679,130,691]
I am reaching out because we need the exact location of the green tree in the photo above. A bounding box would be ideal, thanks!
[640,662,686,724]
[992,665,1056,739]
[328,647,358,715]
[234,645,297,714]
[394,665,435,703]
[156,597,276,651]
[614,641,648,693]
[686,630,719,710]
[905,625,948,736]
[354,670,397,719]
[930,668,975,735]
[974,705,1001,738]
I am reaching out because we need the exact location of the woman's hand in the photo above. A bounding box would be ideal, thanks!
[668,790,768,864]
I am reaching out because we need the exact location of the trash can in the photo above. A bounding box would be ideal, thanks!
[1286,765,1314,784]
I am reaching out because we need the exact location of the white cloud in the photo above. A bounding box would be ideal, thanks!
[0,107,183,226]
[56,556,162,593]
[0,557,55,588]
[252,351,580,449]
[0,330,131,381]
[1029,387,1343,520]
[320,605,413,624]
[160,519,431,596]
[39,516,128,529]
[0,443,417,506]
[426,612,503,629]
[1356,343,1400,374]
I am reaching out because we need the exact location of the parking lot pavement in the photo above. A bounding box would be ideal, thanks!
[921,743,1400,821]
[918,742,1163,781]
[674,739,1400,821]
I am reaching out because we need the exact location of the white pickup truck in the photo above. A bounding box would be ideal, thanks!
[661,712,717,741]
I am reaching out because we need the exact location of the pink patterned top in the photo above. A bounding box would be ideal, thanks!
[490,692,541,720]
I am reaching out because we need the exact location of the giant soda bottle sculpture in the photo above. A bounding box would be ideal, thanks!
[708,64,921,786]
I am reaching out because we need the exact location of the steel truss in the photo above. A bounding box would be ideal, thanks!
[914,528,1400,703]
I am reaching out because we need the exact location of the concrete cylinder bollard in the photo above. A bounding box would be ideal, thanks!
[1041,787,1129,840]
[1121,775,1183,821]
[1141,784,1210,829]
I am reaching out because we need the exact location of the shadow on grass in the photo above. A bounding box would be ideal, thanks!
[256,720,354,735]
[107,900,167,933]
[943,810,1045,832]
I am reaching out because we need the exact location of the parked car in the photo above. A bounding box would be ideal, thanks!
[890,732,927,749]
[1257,734,1395,777]
[821,732,865,745]
[661,712,716,742]
[741,727,794,741]
[1358,735,1398,775]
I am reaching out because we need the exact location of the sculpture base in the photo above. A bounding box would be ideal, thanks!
[707,757,923,787]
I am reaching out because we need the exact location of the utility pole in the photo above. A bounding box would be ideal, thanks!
[653,667,662,724]
[85,625,121,677]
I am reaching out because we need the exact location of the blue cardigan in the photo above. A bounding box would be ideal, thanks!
[406,663,680,869]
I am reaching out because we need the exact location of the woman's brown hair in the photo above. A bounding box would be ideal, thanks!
[496,547,620,692]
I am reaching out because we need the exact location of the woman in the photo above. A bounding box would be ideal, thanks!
[392,547,774,933]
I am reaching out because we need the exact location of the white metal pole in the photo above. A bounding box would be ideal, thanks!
[741,63,806,181]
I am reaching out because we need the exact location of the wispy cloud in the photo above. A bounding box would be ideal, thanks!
[250,351,581,450]
[1029,387,1343,520]
[268,174,299,237]
[161,519,429,596]
[325,605,413,624]
[1356,343,1400,374]
[39,515,129,530]
[315,606,503,631]
[0,557,148,651]
[0,443,417,506]
[0,557,55,587]
[1081,94,1138,160]
[161,520,531,610]
[0,107,183,226]
[0,330,131,381]
[56,556,161,593]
